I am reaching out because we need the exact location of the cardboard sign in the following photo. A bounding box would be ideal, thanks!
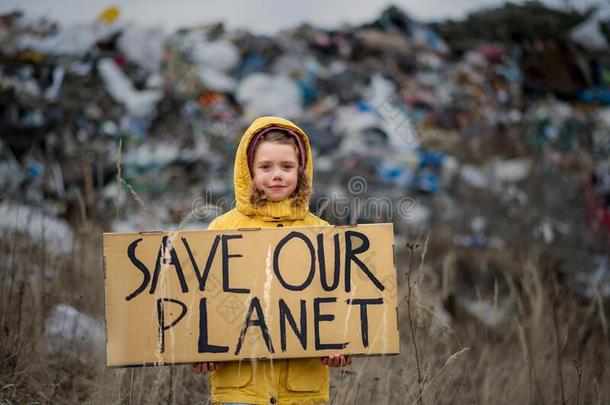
[103,223,399,367]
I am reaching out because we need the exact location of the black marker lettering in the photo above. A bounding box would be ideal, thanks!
[198,298,229,353]
[125,238,150,301]
[234,297,274,355]
[344,231,384,292]
[222,235,249,294]
[273,231,316,291]
[150,236,189,294]
[156,298,187,353]
[279,299,307,351]
[317,233,341,291]
[346,298,383,347]
[182,235,220,291]
[314,297,348,350]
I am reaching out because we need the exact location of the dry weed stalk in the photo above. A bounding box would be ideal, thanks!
[406,241,424,405]
[572,359,582,405]
[549,275,566,405]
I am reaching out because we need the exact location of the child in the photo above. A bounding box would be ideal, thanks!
[193,116,351,405]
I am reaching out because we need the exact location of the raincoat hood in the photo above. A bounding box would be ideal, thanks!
[234,116,314,222]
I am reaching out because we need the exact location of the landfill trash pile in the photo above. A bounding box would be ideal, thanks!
[1,3,609,290]
[1,2,610,403]
[4,9,610,297]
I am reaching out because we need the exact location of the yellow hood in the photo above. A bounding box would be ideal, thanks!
[233,116,314,222]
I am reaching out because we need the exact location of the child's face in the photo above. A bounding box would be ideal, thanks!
[252,141,299,202]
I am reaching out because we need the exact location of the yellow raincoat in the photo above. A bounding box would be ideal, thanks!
[207,116,330,405]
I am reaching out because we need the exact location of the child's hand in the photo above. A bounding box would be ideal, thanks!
[321,355,351,367]
[192,362,221,374]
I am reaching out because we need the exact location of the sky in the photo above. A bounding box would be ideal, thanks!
[0,0,605,34]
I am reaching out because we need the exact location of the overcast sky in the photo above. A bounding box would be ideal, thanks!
[0,0,605,34]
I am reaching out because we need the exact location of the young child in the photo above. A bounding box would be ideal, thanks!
[193,116,350,405]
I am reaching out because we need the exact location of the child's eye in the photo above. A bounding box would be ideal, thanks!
[282,164,295,169]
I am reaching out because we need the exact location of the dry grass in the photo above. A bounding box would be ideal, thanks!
[0,223,609,404]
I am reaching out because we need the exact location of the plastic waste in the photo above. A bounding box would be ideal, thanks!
[96,6,120,24]
[98,58,162,117]
[0,203,74,255]
[580,87,610,105]
[191,38,240,72]
[410,149,444,194]
[239,52,267,78]
[117,26,167,73]
[365,74,420,151]
[460,165,488,189]
[411,25,449,54]
[0,141,24,197]
[16,22,121,56]
[570,10,609,52]
[197,66,237,93]
[460,298,508,329]
[184,35,241,92]
[491,159,531,183]
[236,73,303,120]
[44,304,105,360]
[377,161,411,187]
[122,141,181,170]
[576,256,610,299]
[43,66,65,101]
